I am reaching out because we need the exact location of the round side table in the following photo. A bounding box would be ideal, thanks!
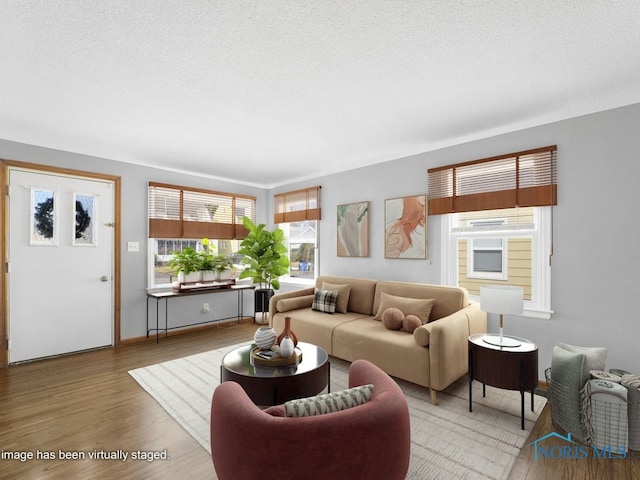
[468,333,538,430]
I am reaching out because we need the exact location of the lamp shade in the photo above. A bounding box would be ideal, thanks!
[480,285,524,315]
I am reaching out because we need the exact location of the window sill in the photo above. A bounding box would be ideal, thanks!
[470,295,552,320]
[522,309,553,320]
[147,283,173,292]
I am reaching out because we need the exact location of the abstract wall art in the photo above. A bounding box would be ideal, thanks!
[384,194,426,259]
[337,201,369,257]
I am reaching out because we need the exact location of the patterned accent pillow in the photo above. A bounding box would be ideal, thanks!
[312,288,338,314]
[284,384,374,417]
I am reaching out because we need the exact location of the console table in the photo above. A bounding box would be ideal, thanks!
[468,333,538,430]
[146,284,254,343]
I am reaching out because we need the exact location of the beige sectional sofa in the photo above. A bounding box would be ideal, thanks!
[269,275,487,404]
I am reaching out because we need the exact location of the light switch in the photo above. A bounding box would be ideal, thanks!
[127,241,140,252]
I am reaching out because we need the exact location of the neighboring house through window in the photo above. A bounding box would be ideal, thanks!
[279,220,318,282]
[442,206,552,316]
[429,146,557,318]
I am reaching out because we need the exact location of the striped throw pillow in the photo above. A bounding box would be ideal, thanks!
[284,384,374,417]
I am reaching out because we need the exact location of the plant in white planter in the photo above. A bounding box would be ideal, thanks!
[169,246,201,283]
[199,238,232,281]
[211,255,231,280]
[199,237,217,281]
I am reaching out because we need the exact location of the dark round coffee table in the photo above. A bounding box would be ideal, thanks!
[220,341,330,406]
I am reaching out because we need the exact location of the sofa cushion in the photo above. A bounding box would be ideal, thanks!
[272,310,367,355]
[315,276,377,315]
[332,318,431,387]
[312,289,338,314]
[381,307,404,330]
[276,295,315,313]
[322,281,351,314]
[284,384,374,417]
[373,292,435,324]
[557,343,607,372]
[403,315,422,333]
[374,281,468,321]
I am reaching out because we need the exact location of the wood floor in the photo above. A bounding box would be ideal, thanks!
[1,320,638,479]
[512,398,640,479]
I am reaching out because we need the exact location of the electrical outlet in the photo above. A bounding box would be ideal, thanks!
[202,303,210,313]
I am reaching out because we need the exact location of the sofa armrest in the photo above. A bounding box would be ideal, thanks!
[413,323,433,347]
[419,303,487,392]
[268,287,316,325]
[466,303,488,336]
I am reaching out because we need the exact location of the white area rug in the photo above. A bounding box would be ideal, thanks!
[129,344,545,479]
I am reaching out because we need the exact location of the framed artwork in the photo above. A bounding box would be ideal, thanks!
[337,201,369,257]
[384,194,426,259]
[73,193,97,246]
[31,188,58,245]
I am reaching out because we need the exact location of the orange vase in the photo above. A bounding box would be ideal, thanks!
[277,315,298,347]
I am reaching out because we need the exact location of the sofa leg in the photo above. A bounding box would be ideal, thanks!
[430,388,437,405]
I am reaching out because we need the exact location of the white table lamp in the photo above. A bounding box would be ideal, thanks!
[480,285,524,348]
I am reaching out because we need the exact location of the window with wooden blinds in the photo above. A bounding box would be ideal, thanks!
[148,182,256,239]
[274,186,321,224]
[427,146,557,215]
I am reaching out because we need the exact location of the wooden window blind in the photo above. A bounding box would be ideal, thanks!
[148,182,256,239]
[273,186,321,224]
[427,145,557,215]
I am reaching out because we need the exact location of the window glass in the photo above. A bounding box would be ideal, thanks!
[279,220,317,283]
[149,238,242,287]
[473,238,503,272]
[443,206,551,316]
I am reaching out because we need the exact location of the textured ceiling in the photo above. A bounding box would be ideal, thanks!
[1,1,640,188]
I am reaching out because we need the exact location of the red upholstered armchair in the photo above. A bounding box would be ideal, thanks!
[210,359,411,480]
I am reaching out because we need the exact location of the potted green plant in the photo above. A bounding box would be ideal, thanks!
[199,237,217,281]
[169,246,201,283]
[211,254,231,280]
[238,216,290,323]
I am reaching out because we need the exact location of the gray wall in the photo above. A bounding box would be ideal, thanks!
[2,102,639,378]
[275,102,640,378]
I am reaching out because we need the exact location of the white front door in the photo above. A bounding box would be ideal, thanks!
[8,168,114,363]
